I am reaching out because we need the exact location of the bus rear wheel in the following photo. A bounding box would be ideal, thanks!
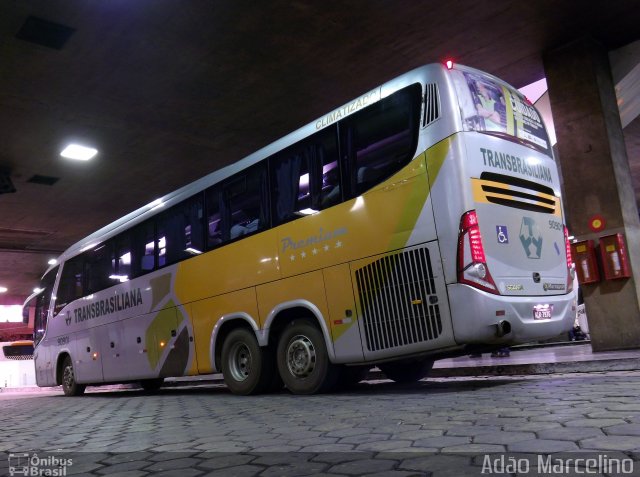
[61,356,86,396]
[379,358,434,383]
[221,328,275,395]
[277,320,336,395]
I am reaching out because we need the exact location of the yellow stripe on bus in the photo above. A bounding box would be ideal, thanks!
[472,178,561,216]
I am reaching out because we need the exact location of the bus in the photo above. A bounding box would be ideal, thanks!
[0,341,36,388]
[0,341,34,360]
[23,62,576,396]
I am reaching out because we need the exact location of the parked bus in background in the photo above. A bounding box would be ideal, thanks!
[0,341,36,388]
[0,341,34,361]
[24,62,576,396]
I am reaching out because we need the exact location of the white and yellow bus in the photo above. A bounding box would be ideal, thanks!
[24,62,576,396]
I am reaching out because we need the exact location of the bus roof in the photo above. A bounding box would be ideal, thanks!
[48,62,495,269]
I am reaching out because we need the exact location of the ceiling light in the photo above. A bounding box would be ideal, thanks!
[60,144,98,161]
[33,287,44,294]
[0,286,7,293]
[48,258,57,265]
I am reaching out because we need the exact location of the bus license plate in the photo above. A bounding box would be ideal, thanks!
[533,304,553,320]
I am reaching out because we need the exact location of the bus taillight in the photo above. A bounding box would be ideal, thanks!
[564,226,574,292]
[457,210,498,294]
[564,226,572,269]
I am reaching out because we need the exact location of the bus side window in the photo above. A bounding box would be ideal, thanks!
[224,163,268,240]
[320,159,341,210]
[270,125,340,222]
[56,256,85,314]
[156,194,205,265]
[205,185,223,248]
[184,195,205,255]
[341,84,421,197]
[314,127,340,210]
[115,234,133,281]
[270,145,311,224]
[129,221,156,277]
[85,241,116,293]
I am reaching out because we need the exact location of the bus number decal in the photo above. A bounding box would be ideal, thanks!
[548,220,562,231]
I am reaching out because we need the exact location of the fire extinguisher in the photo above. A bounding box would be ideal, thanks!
[581,258,590,281]
[609,250,622,276]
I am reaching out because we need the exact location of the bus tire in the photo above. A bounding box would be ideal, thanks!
[379,358,434,383]
[277,319,336,395]
[61,356,86,396]
[140,378,164,392]
[221,328,275,395]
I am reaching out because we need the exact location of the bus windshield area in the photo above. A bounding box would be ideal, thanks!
[27,266,58,346]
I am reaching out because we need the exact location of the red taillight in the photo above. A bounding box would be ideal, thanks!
[457,210,498,294]
[564,226,572,269]
[445,59,454,70]
[564,226,575,292]
[462,211,486,261]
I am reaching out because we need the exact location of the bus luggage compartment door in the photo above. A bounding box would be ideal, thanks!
[350,241,453,361]
[72,327,105,384]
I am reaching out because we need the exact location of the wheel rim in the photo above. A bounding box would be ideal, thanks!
[286,334,316,378]
[228,342,252,382]
[63,364,74,390]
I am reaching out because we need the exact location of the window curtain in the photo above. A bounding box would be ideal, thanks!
[274,153,302,223]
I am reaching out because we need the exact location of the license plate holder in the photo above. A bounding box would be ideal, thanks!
[533,304,553,320]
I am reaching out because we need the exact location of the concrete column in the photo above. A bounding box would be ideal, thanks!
[544,37,640,351]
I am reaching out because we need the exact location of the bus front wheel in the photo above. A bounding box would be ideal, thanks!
[277,320,336,394]
[379,358,434,383]
[61,356,86,396]
[221,328,275,395]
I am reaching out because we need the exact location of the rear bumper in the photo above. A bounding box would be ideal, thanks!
[448,283,577,345]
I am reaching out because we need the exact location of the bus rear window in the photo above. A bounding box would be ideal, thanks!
[451,70,552,156]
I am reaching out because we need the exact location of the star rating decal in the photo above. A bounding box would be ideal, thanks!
[289,241,345,260]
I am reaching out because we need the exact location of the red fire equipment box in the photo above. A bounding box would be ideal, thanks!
[599,233,631,280]
[571,240,600,284]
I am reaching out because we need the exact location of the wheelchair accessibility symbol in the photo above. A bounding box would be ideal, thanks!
[496,225,509,244]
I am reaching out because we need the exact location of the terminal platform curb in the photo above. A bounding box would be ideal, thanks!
[426,342,640,377]
[428,356,640,377]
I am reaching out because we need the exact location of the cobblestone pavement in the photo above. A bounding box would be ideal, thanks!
[1,371,640,476]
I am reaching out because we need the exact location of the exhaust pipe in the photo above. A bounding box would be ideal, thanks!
[495,320,511,337]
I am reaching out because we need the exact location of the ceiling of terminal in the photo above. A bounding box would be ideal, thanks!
[1,0,639,301]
